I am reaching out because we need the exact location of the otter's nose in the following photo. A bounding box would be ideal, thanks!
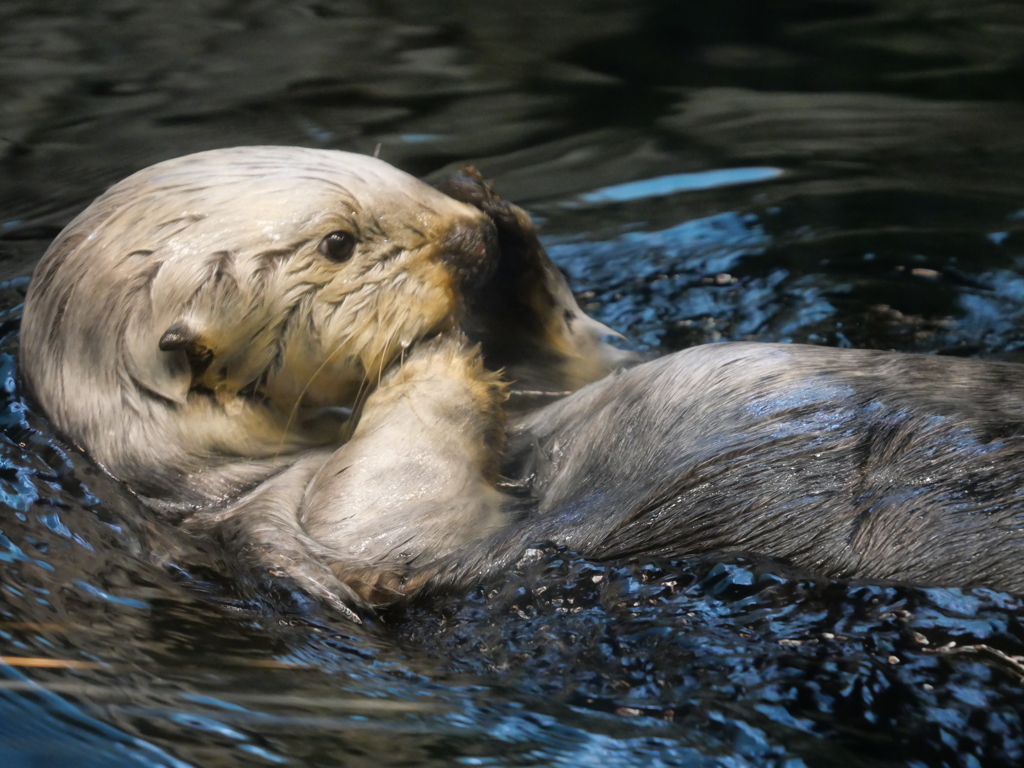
[438,214,499,292]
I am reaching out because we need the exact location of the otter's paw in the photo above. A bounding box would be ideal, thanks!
[372,332,508,420]
[434,167,537,245]
[258,548,367,624]
[434,169,637,394]
[194,461,371,623]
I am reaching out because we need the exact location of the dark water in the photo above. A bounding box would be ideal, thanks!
[2,1,1024,765]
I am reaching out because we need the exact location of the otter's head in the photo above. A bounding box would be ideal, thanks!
[20,147,497,501]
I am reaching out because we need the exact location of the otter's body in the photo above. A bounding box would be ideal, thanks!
[18,146,1024,619]
[492,343,1024,591]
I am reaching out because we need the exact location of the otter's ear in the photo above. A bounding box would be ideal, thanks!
[158,323,194,352]
[158,321,215,378]
[124,319,210,405]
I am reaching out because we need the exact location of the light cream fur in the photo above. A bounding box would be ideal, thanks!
[21,147,491,506]
[20,146,625,616]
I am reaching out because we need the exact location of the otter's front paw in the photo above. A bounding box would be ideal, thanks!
[434,169,636,393]
[298,332,511,571]
[370,332,508,436]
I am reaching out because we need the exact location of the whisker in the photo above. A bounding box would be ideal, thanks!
[341,367,374,444]
[377,324,400,391]
[338,327,398,444]
[275,336,351,458]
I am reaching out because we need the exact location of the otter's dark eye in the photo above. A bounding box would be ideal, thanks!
[318,230,357,263]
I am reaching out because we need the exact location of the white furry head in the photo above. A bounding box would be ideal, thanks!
[21,146,496,503]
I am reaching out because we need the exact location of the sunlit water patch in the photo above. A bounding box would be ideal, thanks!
[546,211,776,349]
[571,167,784,205]
[399,549,1024,767]
[547,202,1024,357]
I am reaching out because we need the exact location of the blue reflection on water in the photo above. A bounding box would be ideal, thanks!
[0,664,190,768]
[574,168,783,205]
[546,211,775,348]
[73,580,149,610]
[400,134,440,144]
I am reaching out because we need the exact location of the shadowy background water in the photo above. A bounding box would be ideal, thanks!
[1,1,1024,766]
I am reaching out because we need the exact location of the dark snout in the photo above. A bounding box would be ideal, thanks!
[439,213,499,292]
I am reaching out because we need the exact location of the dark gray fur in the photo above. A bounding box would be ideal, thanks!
[439,342,1024,593]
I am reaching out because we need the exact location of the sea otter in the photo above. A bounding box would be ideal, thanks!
[19,146,1024,620]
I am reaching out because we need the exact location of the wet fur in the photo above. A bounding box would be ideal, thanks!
[21,147,497,509]
[19,147,1024,621]
[495,344,1024,589]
